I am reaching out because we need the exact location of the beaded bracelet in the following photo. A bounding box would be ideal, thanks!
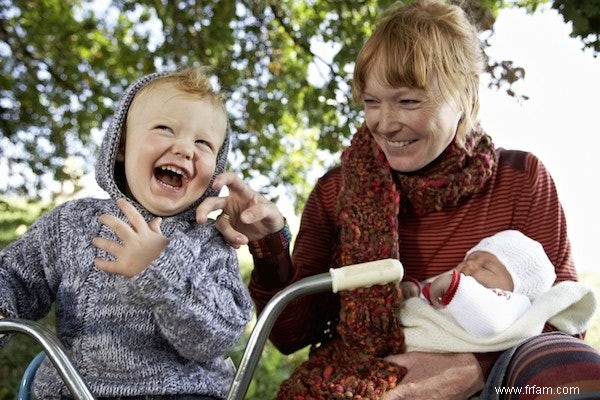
[248,223,292,258]
[440,268,461,306]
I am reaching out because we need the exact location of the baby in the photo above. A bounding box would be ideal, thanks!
[402,229,556,337]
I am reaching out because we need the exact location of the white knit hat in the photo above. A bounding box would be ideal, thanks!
[465,230,556,299]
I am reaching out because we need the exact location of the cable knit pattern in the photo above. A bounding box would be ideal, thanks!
[0,72,253,399]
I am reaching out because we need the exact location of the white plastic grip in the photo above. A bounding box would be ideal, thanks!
[329,258,404,293]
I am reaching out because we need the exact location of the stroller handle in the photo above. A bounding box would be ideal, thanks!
[330,258,404,293]
[226,258,404,400]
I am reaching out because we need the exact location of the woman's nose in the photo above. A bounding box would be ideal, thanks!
[378,103,402,134]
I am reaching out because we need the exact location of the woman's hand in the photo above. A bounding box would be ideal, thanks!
[384,352,484,400]
[196,172,285,248]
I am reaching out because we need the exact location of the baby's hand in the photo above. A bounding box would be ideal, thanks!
[401,281,420,298]
[428,272,454,309]
[92,198,168,277]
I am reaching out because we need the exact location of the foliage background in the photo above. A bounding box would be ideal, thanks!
[1,0,600,398]
[0,199,598,399]
[2,0,599,211]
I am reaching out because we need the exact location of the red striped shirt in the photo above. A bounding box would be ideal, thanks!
[249,148,577,372]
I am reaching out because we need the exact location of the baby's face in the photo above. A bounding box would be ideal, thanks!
[456,251,514,291]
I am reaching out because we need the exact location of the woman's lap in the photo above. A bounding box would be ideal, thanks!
[482,332,600,399]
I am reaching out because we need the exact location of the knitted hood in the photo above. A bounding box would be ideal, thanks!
[95,72,229,220]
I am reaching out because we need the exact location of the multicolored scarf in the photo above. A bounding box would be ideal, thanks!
[276,124,497,399]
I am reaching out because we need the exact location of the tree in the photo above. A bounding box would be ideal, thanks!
[1,0,598,211]
[552,0,600,53]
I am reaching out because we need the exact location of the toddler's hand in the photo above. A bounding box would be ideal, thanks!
[92,198,168,277]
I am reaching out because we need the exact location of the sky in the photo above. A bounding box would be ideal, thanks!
[477,5,599,273]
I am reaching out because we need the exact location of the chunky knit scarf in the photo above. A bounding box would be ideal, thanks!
[276,124,497,399]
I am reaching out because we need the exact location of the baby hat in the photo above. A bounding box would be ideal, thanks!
[465,230,556,299]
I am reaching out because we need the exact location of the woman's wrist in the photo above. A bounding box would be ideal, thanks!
[248,223,292,259]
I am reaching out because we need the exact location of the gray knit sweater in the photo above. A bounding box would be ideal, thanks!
[0,72,253,399]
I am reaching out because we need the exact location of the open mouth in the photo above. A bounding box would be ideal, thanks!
[154,165,188,188]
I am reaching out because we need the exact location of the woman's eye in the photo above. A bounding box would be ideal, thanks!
[400,99,419,104]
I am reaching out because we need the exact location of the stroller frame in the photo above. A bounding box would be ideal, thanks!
[0,259,403,400]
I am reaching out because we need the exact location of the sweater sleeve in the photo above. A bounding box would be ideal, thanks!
[510,153,576,282]
[510,154,581,339]
[0,208,62,320]
[116,227,253,361]
[249,169,342,354]
[249,224,295,289]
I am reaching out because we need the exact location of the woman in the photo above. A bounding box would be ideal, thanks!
[197,0,600,398]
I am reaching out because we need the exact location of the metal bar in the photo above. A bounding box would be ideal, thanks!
[0,318,95,400]
[226,272,333,400]
[18,351,45,400]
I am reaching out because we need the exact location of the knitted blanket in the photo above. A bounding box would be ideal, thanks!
[401,281,597,353]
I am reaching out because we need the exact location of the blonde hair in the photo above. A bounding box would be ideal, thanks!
[352,0,484,145]
[133,67,226,113]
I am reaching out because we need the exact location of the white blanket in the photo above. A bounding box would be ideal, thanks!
[400,281,597,353]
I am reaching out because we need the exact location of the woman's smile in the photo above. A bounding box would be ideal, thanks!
[377,134,418,149]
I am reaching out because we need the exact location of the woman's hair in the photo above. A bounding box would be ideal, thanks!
[352,0,484,145]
